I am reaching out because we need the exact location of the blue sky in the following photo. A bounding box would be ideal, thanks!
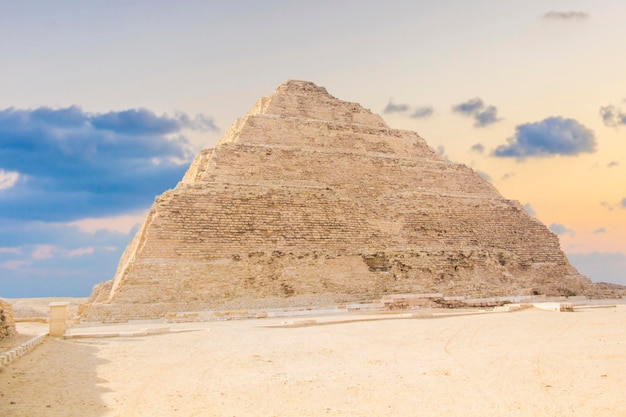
[1,1,625,297]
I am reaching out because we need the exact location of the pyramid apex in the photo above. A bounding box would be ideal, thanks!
[232,79,388,128]
[274,80,331,96]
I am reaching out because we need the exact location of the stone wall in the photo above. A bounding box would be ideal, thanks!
[0,298,16,339]
[81,80,592,322]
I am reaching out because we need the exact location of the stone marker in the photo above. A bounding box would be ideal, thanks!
[49,302,69,337]
[81,80,595,322]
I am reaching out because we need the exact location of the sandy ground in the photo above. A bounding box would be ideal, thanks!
[1,305,625,417]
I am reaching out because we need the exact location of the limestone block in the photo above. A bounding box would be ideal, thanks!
[533,302,574,312]
[49,302,69,337]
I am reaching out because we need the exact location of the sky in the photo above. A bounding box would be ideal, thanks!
[1,0,624,297]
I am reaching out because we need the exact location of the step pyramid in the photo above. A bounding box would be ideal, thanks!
[81,80,591,321]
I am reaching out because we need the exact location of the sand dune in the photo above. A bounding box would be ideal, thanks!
[1,304,625,416]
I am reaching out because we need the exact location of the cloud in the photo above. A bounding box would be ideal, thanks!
[523,204,536,217]
[452,98,501,127]
[383,101,434,119]
[453,98,484,115]
[0,169,19,190]
[501,172,515,181]
[477,171,491,181]
[383,100,410,114]
[492,117,596,159]
[593,227,606,234]
[28,243,95,259]
[0,260,30,270]
[470,143,485,154]
[600,201,614,211]
[549,223,575,236]
[32,244,55,260]
[0,247,21,254]
[410,106,434,119]
[542,11,589,20]
[0,106,217,222]
[567,252,626,286]
[474,106,500,127]
[599,105,626,127]
[436,145,451,162]
[65,247,95,257]
[91,109,217,134]
[0,219,134,296]
[603,198,626,210]
[68,211,146,234]
[607,161,619,168]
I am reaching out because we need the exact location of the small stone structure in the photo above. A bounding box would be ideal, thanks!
[81,80,595,322]
[49,302,69,337]
[0,298,16,339]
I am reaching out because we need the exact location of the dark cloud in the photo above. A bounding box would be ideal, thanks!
[600,201,614,211]
[599,105,626,127]
[492,117,596,159]
[501,172,515,180]
[453,98,484,115]
[383,100,410,114]
[593,227,607,234]
[470,143,485,154]
[474,106,500,127]
[383,101,434,119]
[410,106,434,119]
[477,171,491,181]
[0,106,217,221]
[436,145,451,163]
[452,98,501,127]
[542,11,589,20]
[601,199,626,210]
[91,109,216,135]
[549,223,575,236]
[523,204,536,217]
[607,161,620,168]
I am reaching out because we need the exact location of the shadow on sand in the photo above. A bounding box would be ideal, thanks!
[0,337,111,416]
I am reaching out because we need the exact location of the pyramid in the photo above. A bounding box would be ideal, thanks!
[82,80,592,321]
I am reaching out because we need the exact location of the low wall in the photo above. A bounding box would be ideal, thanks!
[0,298,16,339]
[0,334,47,369]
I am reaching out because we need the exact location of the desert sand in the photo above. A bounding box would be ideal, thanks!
[1,303,625,416]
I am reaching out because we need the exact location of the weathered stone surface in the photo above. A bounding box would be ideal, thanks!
[0,298,16,339]
[82,80,595,322]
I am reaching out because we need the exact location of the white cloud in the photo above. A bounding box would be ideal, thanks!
[0,169,19,190]
[549,223,575,236]
[65,247,95,257]
[68,211,146,234]
[0,247,21,254]
[31,244,56,260]
[1,260,31,270]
